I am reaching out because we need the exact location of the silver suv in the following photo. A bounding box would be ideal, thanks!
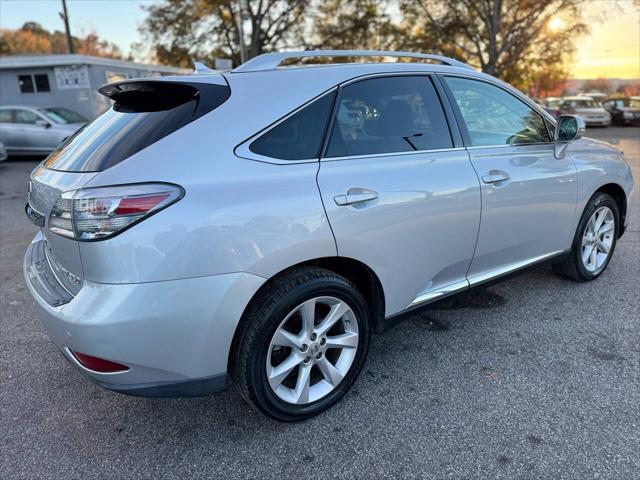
[23,51,634,421]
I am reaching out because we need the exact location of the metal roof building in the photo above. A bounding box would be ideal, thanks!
[0,54,188,119]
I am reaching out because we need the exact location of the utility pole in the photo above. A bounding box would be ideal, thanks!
[238,0,248,64]
[60,0,74,54]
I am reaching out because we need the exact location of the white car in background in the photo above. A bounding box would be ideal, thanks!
[561,96,611,127]
[579,92,608,104]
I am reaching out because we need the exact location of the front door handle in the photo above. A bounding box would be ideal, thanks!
[333,189,378,206]
[482,171,510,184]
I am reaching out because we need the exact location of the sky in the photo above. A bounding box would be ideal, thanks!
[1,0,639,79]
[573,0,640,79]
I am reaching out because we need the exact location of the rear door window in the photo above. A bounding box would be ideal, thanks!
[249,91,336,160]
[325,76,453,158]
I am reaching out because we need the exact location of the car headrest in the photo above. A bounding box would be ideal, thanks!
[364,100,415,137]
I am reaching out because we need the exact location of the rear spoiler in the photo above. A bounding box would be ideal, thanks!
[98,80,230,117]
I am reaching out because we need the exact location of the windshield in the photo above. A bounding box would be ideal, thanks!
[39,107,88,124]
[567,99,600,108]
[626,98,640,108]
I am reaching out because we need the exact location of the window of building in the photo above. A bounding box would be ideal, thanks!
[325,76,453,158]
[18,75,34,93]
[18,74,51,93]
[34,74,51,92]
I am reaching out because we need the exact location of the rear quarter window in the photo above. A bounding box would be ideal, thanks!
[249,91,336,161]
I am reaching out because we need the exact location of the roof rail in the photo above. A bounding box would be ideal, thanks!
[231,50,473,73]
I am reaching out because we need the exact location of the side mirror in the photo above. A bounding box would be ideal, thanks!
[555,115,585,142]
[35,119,51,129]
[554,115,585,159]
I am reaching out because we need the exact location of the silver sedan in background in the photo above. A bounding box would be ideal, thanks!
[0,106,87,156]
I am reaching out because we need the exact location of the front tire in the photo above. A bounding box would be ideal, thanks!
[230,267,371,421]
[553,192,619,282]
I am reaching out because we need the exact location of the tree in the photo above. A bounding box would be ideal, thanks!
[0,22,122,58]
[306,0,397,51]
[76,31,122,59]
[140,0,309,68]
[583,78,612,93]
[398,0,588,88]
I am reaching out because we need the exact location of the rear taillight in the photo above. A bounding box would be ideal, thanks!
[49,183,183,241]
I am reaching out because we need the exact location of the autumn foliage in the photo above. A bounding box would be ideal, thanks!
[0,22,123,59]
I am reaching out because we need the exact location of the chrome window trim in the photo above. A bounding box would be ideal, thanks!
[465,142,557,151]
[340,70,445,87]
[236,72,462,164]
[234,69,559,164]
[322,147,467,162]
[234,87,338,165]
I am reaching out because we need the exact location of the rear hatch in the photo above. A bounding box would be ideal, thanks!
[26,76,230,300]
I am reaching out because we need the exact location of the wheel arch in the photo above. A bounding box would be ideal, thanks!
[228,256,386,373]
[595,183,627,237]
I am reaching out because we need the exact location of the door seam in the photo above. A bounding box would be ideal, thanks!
[315,160,340,257]
[464,147,484,280]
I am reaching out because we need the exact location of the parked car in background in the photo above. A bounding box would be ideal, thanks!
[561,96,611,127]
[23,50,634,421]
[543,97,563,117]
[603,97,640,126]
[0,106,87,156]
[579,92,608,104]
[0,141,7,162]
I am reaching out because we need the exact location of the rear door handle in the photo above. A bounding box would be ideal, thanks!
[333,189,378,206]
[481,171,510,184]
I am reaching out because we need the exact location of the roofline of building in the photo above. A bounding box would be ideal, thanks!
[0,54,188,73]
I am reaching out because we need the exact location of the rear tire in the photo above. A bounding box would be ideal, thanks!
[552,192,619,282]
[230,267,371,421]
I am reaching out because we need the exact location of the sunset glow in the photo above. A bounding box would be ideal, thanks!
[572,0,640,79]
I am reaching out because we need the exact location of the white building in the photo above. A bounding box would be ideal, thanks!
[0,54,188,119]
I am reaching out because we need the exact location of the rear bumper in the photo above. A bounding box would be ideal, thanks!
[24,233,266,397]
[81,367,228,398]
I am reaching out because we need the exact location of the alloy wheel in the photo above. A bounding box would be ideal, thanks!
[266,296,359,405]
[581,206,615,274]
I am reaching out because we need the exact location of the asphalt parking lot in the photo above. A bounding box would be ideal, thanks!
[1,127,639,479]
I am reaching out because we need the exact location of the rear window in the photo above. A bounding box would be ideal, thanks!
[43,81,230,172]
